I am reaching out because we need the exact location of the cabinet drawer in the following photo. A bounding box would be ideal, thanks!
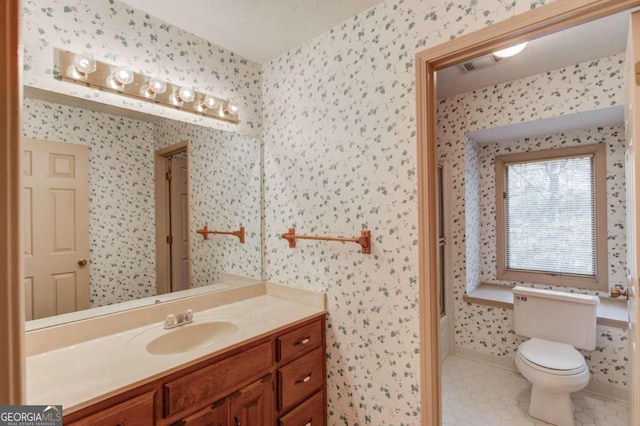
[278,390,325,426]
[277,320,322,364]
[164,341,272,418]
[66,391,155,426]
[278,348,324,411]
[172,399,226,426]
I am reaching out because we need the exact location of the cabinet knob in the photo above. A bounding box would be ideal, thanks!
[234,415,241,426]
[294,336,311,346]
[295,373,312,384]
[305,418,313,426]
[78,258,88,266]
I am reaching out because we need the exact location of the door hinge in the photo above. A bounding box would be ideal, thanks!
[636,62,640,86]
[166,171,172,181]
[166,235,173,244]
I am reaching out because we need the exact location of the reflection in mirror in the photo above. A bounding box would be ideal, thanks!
[22,90,263,328]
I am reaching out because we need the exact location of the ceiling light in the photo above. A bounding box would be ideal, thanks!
[492,42,528,59]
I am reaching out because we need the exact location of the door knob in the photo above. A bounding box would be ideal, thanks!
[78,259,87,266]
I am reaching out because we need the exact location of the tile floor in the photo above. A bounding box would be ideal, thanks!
[441,355,629,426]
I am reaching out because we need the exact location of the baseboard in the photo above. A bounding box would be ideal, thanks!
[452,345,628,402]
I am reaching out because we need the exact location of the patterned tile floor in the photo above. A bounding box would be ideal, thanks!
[441,355,629,425]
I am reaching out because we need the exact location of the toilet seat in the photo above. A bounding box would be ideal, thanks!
[517,338,587,376]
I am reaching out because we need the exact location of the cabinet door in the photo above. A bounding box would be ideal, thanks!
[66,391,155,426]
[228,374,273,426]
[173,399,226,426]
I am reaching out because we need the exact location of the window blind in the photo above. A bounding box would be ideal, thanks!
[505,154,595,276]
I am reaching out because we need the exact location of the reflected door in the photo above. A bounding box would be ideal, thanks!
[170,157,189,292]
[23,138,90,320]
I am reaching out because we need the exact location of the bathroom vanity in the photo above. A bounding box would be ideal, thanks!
[26,283,326,426]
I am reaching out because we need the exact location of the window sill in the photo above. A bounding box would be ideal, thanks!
[463,283,628,329]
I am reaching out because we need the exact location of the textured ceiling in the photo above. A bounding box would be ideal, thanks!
[119,0,386,64]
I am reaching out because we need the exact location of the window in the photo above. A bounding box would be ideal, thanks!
[495,143,608,290]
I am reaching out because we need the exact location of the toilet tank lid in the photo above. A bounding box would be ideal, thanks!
[512,286,599,305]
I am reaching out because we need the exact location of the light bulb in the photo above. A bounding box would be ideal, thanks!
[224,101,238,115]
[141,78,167,98]
[492,42,528,59]
[108,66,134,90]
[197,95,219,112]
[70,54,96,79]
[148,78,166,94]
[177,86,195,103]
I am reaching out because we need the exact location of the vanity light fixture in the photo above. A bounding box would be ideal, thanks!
[493,41,528,58]
[57,49,239,124]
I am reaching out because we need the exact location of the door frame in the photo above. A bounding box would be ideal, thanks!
[154,141,191,295]
[415,0,640,424]
[0,0,24,405]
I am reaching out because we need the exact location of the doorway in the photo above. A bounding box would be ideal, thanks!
[415,1,640,425]
[155,141,191,295]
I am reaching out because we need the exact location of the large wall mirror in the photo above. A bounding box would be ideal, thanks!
[22,87,263,329]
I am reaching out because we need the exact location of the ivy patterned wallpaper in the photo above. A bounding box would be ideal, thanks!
[438,55,628,392]
[22,97,157,307]
[22,0,262,137]
[22,97,262,307]
[259,0,588,423]
[154,120,263,286]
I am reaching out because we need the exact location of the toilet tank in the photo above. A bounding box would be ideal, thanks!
[512,286,599,350]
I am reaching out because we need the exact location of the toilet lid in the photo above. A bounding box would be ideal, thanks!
[518,338,586,372]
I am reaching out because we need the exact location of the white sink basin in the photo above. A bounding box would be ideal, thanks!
[128,320,239,355]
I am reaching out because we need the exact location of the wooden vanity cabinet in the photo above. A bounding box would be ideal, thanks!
[62,315,326,426]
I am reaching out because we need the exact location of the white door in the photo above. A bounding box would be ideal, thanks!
[170,157,189,292]
[22,138,90,320]
[625,11,640,426]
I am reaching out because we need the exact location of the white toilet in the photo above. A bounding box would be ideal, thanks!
[512,286,599,426]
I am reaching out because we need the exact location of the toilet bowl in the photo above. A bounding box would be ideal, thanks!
[512,286,599,426]
[515,338,590,426]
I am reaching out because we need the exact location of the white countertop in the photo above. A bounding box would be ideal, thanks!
[26,287,325,414]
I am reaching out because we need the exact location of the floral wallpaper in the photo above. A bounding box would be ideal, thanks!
[22,0,262,138]
[22,97,157,307]
[260,0,582,423]
[438,55,628,392]
[154,120,263,286]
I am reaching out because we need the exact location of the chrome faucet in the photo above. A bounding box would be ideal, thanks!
[164,309,193,329]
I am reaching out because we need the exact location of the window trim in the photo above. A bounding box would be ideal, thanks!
[495,143,608,291]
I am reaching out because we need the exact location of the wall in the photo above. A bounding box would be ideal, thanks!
[22,0,262,137]
[437,55,628,392]
[262,0,560,423]
[22,97,157,306]
[154,121,262,286]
